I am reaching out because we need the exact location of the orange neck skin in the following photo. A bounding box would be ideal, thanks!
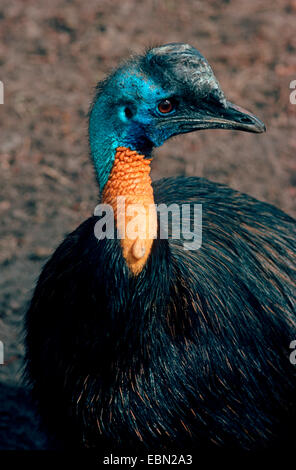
[102,147,157,275]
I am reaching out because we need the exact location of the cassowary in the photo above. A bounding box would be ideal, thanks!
[25,43,296,452]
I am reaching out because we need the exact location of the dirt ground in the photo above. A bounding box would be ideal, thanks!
[0,0,295,449]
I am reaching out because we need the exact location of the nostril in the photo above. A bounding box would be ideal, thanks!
[240,115,252,123]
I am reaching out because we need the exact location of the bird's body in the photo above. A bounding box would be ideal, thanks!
[25,43,296,452]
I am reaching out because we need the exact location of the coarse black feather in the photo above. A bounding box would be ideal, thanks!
[24,176,296,452]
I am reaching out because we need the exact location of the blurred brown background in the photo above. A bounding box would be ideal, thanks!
[0,0,295,449]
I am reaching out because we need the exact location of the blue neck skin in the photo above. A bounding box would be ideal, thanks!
[89,69,172,192]
[89,98,153,192]
[89,99,120,192]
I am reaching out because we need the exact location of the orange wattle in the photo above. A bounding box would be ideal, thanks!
[102,147,157,275]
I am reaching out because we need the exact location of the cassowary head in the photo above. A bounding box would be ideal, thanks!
[89,43,265,188]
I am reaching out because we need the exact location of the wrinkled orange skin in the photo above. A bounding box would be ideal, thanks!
[102,147,157,275]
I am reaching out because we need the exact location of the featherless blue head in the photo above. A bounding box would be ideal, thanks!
[89,43,265,190]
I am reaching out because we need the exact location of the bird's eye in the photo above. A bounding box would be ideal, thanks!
[157,99,174,114]
[124,107,133,119]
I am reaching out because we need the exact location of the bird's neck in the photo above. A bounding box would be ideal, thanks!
[89,99,153,189]
[102,146,157,275]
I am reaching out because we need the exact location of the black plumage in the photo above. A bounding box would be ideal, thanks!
[25,44,296,452]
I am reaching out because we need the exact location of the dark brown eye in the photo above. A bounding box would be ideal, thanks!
[158,99,174,114]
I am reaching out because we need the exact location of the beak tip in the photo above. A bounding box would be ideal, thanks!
[225,101,266,134]
[254,121,266,134]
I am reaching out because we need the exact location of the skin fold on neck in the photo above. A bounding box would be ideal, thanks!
[102,146,157,275]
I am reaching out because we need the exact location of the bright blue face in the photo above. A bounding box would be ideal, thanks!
[89,66,179,189]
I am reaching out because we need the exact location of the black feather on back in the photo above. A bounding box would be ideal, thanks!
[24,176,296,451]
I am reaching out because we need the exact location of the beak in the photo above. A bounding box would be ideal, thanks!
[212,100,266,133]
[171,100,266,134]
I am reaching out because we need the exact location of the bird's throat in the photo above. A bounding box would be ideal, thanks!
[102,147,157,275]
